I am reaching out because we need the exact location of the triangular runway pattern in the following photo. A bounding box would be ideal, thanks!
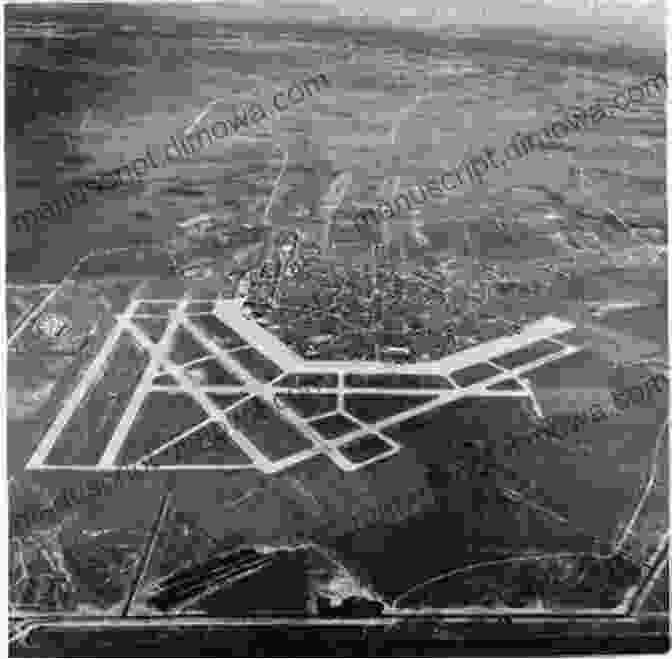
[26,298,580,474]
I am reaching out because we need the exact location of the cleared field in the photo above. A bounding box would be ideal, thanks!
[148,422,254,466]
[275,393,338,417]
[229,346,283,382]
[526,346,617,390]
[227,397,314,460]
[116,391,209,465]
[44,333,150,466]
[344,394,436,423]
[600,305,668,352]
[492,398,667,544]
[495,336,669,554]
[328,480,598,603]
[133,316,169,342]
[167,327,210,364]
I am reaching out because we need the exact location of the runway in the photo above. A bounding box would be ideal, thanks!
[25,296,580,475]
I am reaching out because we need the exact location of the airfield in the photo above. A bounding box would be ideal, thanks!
[7,266,668,613]
[6,7,667,622]
[25,294,578,476]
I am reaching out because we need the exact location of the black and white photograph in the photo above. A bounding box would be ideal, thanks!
[5,0,669,655]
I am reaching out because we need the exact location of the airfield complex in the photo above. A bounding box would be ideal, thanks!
[21,192,593,479]
[7,29,669,625]
[9,224,668,617]
[25,293,578,475]
[8,164,669,618]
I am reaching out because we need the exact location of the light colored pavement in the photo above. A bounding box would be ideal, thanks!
[26,296,579,475]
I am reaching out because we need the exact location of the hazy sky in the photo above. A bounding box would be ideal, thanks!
[333,0,665,47]
[177,0,665,50]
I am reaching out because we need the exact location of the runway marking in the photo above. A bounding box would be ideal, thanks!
[26,298,579,474]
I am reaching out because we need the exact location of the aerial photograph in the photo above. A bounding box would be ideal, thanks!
[5,0,668,655]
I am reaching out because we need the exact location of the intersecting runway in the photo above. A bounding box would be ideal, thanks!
[26,297,580,474]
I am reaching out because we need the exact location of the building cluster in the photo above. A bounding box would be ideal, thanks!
[170,212,269,279]
[240,235,546,363]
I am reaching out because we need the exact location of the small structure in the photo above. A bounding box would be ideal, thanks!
[179,257,216,280]
[34,312,71,340]
[381,346,411,358]
[177,213,215,238]
[307,334,335,345]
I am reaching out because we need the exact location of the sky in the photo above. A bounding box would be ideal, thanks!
[171,0,666,50]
